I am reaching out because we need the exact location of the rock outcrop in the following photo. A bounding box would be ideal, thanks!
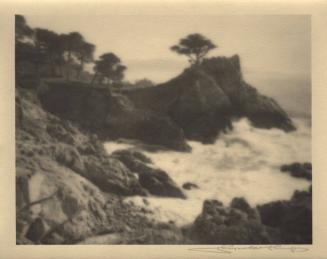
[257,187,312,244]
[123,55,295,144]
[188,198,274,244]
[112,149,186,198]
[38,81,190,151]
[188,187,312,244]
[16,87,186,244]
[182,182,199,190]
[123,68,233,143]
[280,162,312,180]
[200,56,295,131]
[38,55,294,149]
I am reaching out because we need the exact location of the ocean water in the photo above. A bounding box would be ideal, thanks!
[104,117,311,226]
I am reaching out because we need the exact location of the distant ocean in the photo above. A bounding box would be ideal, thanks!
[105,75,312,226]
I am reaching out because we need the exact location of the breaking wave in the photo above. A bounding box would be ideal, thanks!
[105,117,311,226]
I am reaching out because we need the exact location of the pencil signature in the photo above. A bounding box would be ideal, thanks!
[188,245,310,254]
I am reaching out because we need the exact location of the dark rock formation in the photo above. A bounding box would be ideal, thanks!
[122,55,295,144]
[123,68,233,143]
[188,198,274,244]
[188,187,312,244]
[257,187,312,244]
[182,182,199,190]
[38,81,190,151]
[38,55,294,149]
[280,162,312,180]
[112,149,185,198]
[200,56,295,131]
[15,87,187,244]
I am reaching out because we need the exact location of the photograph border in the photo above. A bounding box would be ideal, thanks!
[1,0,327,258]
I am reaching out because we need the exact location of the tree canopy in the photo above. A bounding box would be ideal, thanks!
[171,33,217,66]
[15,16,97,81]
[92,53,126,86]
[15,15,34,42]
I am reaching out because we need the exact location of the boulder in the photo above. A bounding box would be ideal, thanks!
[280,162,312,180]
[112,149,185,198]
[182,182,199,190]
[16,159,108,244]
[82,156,146,196]
[257,187,312,244]
[189,198,272,244]
[236,83,295,131]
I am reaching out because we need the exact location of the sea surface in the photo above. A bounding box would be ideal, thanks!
[104,116,311,226]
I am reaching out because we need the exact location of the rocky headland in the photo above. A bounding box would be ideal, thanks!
[16,55,311,244]
[38,55,295,149]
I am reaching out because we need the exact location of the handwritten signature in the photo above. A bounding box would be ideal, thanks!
[188,245,310,254]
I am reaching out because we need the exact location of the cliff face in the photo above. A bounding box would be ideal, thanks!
[38,55,295,149]
[38,81,190,151]
[122,55,295,143]
[16,87,186,244]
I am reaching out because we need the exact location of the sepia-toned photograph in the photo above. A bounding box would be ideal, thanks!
[15,14,312,246]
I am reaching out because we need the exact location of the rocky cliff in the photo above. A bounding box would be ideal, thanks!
[123,55,295,143]
[38,55,295,149]
[15,84,309,244]
[187,188,312,244]
[16,87,186,244]
[38,81,190,151]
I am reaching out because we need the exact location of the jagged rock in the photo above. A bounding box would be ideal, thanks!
[124,68,232,143]
[188,198,274,244]
[257,187,312,244]
[280,162,312,180]
[106,108,191,151]
[182,182,199,190]
[200,56,295,131]
[15,87,155,244]
[236,83,295,131]
[16,160,108,244]
[112,149,185,198]
[124,55,295,143]
[38,82,190,151]
[230,197,260,221]
[83,156,146,196]
[111,149,153,165]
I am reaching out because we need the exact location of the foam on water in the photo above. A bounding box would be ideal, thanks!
[104,117,311,226]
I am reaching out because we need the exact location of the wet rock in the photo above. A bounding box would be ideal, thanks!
[112,149,152,164]
[123,55,295,143]
[189,198,273,244]
[182,182,199,190]
[113,149,185,198]
[230,197,260,221]
[280,162,312,180]
[257,187,312,244]
[83,156,146,196]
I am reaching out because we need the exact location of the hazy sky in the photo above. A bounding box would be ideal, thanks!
[26,15,310,84]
